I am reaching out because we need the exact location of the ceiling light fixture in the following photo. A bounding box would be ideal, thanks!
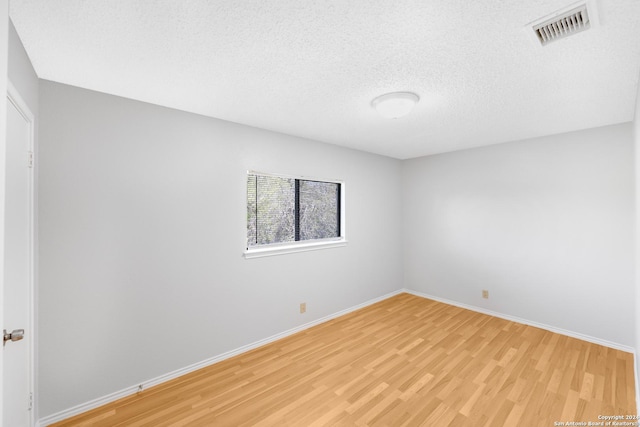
[372,92,420,119]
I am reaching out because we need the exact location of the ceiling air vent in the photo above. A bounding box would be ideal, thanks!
[529,2,596,46]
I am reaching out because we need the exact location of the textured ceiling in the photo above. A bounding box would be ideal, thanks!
[9,0,640,159]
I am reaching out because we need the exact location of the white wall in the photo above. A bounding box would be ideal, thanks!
[37,80,403,417]
[403,124,635,347]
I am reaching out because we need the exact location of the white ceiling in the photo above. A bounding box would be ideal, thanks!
[9,0,640,159]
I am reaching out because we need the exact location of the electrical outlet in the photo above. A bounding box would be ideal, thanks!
[482,290,489,299]
[300,303,306,314]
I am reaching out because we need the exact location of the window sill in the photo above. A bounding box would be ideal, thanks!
[244,239,347,259]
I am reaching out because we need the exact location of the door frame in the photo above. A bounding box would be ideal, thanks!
[0,3,10,423]
[6,79,35,427]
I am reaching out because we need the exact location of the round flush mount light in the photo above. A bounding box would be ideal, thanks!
[372,92,420,119]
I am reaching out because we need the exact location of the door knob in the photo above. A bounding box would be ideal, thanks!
[3,329,25,346]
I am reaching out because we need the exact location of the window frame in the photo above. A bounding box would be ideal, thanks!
[244,170,347,259]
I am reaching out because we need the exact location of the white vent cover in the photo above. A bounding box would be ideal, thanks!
[528,1,597,46]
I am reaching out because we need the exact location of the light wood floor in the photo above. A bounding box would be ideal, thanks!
[51,293,636,426]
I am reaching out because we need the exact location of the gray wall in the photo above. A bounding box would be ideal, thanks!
[403,124,635,347]
[38,80,403,417]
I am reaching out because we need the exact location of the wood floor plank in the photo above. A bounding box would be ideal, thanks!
[49,293,637,426]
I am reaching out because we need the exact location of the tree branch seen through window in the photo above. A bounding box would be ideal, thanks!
[247,173,341,248]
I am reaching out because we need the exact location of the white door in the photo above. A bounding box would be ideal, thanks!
[3,86,34,427]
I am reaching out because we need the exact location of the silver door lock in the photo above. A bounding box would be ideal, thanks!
[3,329,25,346]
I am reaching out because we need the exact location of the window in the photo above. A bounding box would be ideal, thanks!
[245,172,345,258]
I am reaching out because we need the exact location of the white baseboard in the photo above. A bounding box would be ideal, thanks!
[403,289,635,353]
[37,289,403,427]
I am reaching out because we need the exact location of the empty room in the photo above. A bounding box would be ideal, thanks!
[2,0,640,426]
